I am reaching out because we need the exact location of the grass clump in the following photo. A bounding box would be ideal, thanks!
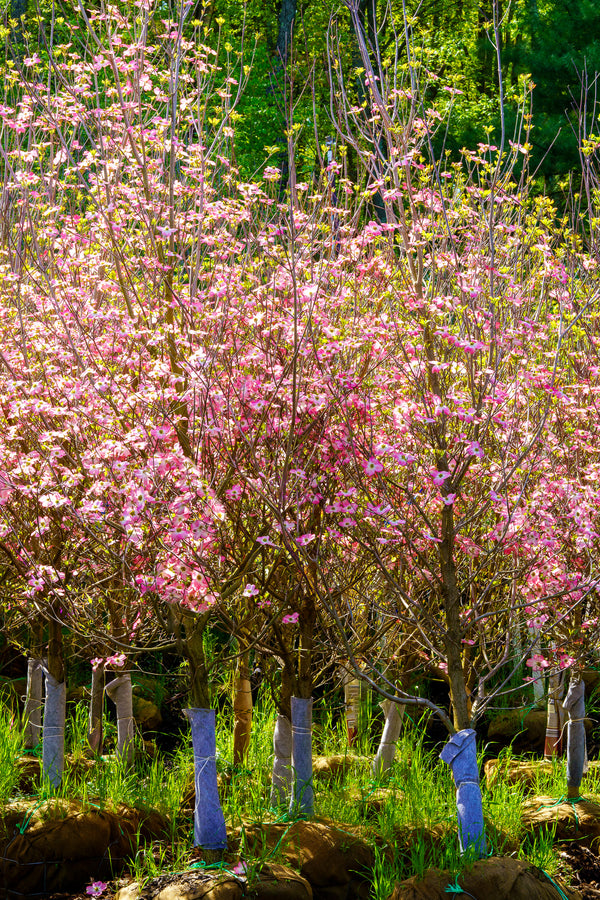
[0,698,25,803]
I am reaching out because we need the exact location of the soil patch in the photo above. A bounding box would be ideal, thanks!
[560,844,600,899]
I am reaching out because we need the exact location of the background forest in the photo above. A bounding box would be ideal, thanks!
[4,0,600,200]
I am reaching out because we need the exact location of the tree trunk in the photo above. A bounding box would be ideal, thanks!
[269,0,297,197]
[528,626,545,705]
[232,650,252,767]
[270,712,293,807]
[544,666,565,759]
[440,505,469,732]
[350,0,388,225]
[297,594,316,699]
[342,667,361,747]
[276,0,297,66]
[88,662,105,754]
[185,612,212,710]
[9,0,27,44]
[564,676,586,799]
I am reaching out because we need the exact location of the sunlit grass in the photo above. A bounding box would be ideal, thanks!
[0,690,578,887]
[0,696,25,803]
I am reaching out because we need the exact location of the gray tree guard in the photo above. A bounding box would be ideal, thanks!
[24,657,43,750]
[564,676,586,798]
[105,673,135,764]
[42,669,66,788]
[440,728,486,856]
[289,696,314,817]
[270,713,293,807]
[184,708,228,849]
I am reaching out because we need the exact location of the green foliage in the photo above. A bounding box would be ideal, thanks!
[0,696,24,803]
[2,0,596,199]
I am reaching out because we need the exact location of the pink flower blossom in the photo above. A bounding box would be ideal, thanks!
[243,583,259,597]
[263,166,281,182]
[105,652,126,668]
[526,654,549,669]
[295,533,315,546]
[433,470,451,486]
[282,612,299,624]
[527,615,548,629]
[151,425,172,440]
[466,441,484,459]
[363,457,383,476]
[558,654,575,669]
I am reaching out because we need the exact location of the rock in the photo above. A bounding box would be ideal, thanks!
[238,820,373,900]
[254,863,313,900]
[521,795,600,846]
[132,695,162,731]
[388,856,581,899]
[116,884,142,900]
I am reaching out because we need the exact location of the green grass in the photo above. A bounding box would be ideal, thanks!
[0,690,587,891]
[0,696,25,803]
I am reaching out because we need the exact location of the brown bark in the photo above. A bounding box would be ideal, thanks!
[47,613,65,683]
[184,611,212,710]
[280,662,294,720]
[297,593,316,699]
[88,662,105,754]
[440,504,469,732]
[232,650,252,767]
